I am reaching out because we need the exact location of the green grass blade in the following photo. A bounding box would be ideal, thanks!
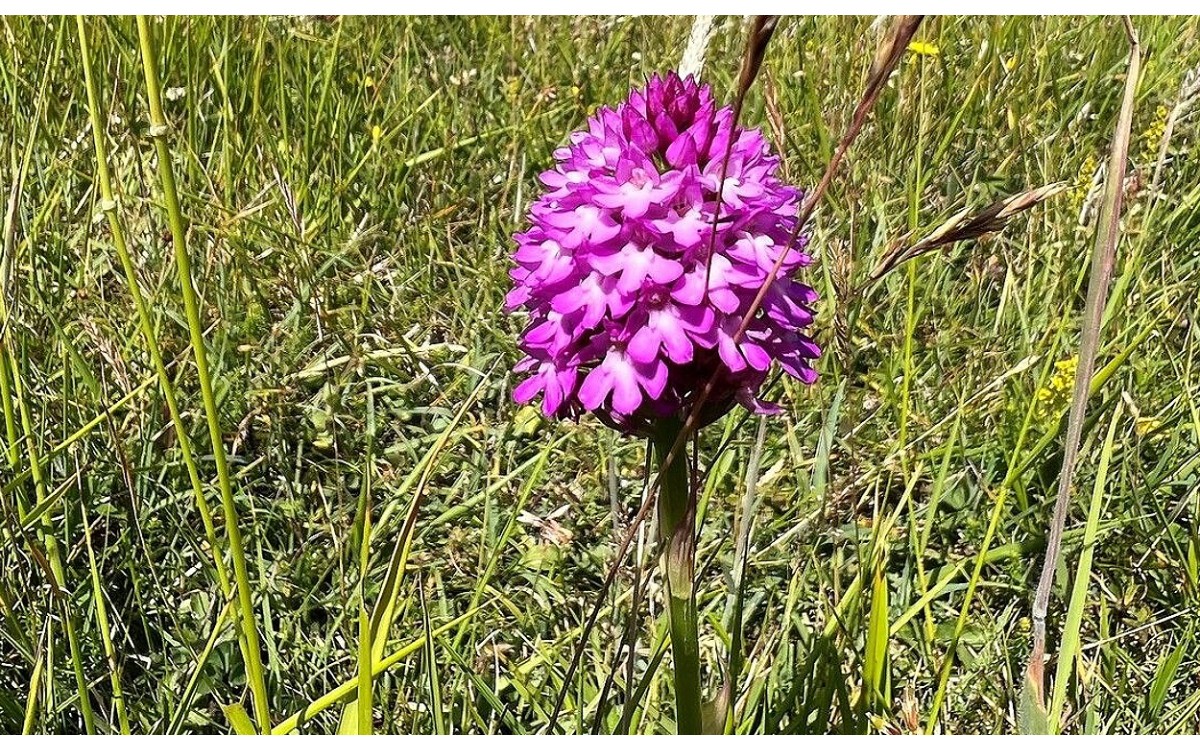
[1148,630,1190,724]
[419,584,446,734]
[864,550,890,712]
[1049,404,1123,732]
[1027,20,1142,723]
[79,498,131,733]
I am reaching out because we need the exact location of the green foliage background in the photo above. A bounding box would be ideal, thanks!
[1,15,1199,734]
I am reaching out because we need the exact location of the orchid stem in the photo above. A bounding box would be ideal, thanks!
[652,419,702,735]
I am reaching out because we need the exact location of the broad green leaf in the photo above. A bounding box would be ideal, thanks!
[865,556,890,710]
[1148,630,1190,722]
[337,700,358,735]
[1019,665,1050,735]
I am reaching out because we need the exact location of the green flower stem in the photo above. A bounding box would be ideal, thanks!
[135,16,270,730]
[75,12,241,651]
[652,419,702,735]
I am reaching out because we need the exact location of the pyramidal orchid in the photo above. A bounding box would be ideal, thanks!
[509,72,819,435]
[509,71,820,734]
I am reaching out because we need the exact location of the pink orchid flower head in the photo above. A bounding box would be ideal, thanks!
[509,71,820,435]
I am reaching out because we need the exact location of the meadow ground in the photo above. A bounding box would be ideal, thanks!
[2,14,1200,734]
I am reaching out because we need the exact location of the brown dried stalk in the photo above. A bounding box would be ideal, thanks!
[867,182,1070,282]
[737,16,780,103]
[1022,16,1141,732]
[703,16,780,285]
[763,73,788,178]
[829,238,854,375]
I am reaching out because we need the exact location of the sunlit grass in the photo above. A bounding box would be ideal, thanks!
[1,14,1199,734]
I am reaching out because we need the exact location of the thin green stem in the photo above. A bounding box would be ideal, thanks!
[652,419,702,735]
[76,16,234,599]
[134,15,270,730]
[925,354,1047,731]
[355,385,376,735]
[79,14,253,723]
[80,498,131,733]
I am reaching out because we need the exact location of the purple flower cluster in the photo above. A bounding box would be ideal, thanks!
[508,72,819,434]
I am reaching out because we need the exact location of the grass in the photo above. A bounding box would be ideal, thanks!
[1,14,1199,734]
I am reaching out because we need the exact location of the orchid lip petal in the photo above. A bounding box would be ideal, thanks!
[627,327,661,364]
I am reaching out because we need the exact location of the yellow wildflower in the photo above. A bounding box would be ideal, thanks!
[1135,416,1163,437]
[371,124,382,145]
[1072,153,1099,211]
[908,41,939,57]
[1035,356,1078,422]
[1139,104,1168,167]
